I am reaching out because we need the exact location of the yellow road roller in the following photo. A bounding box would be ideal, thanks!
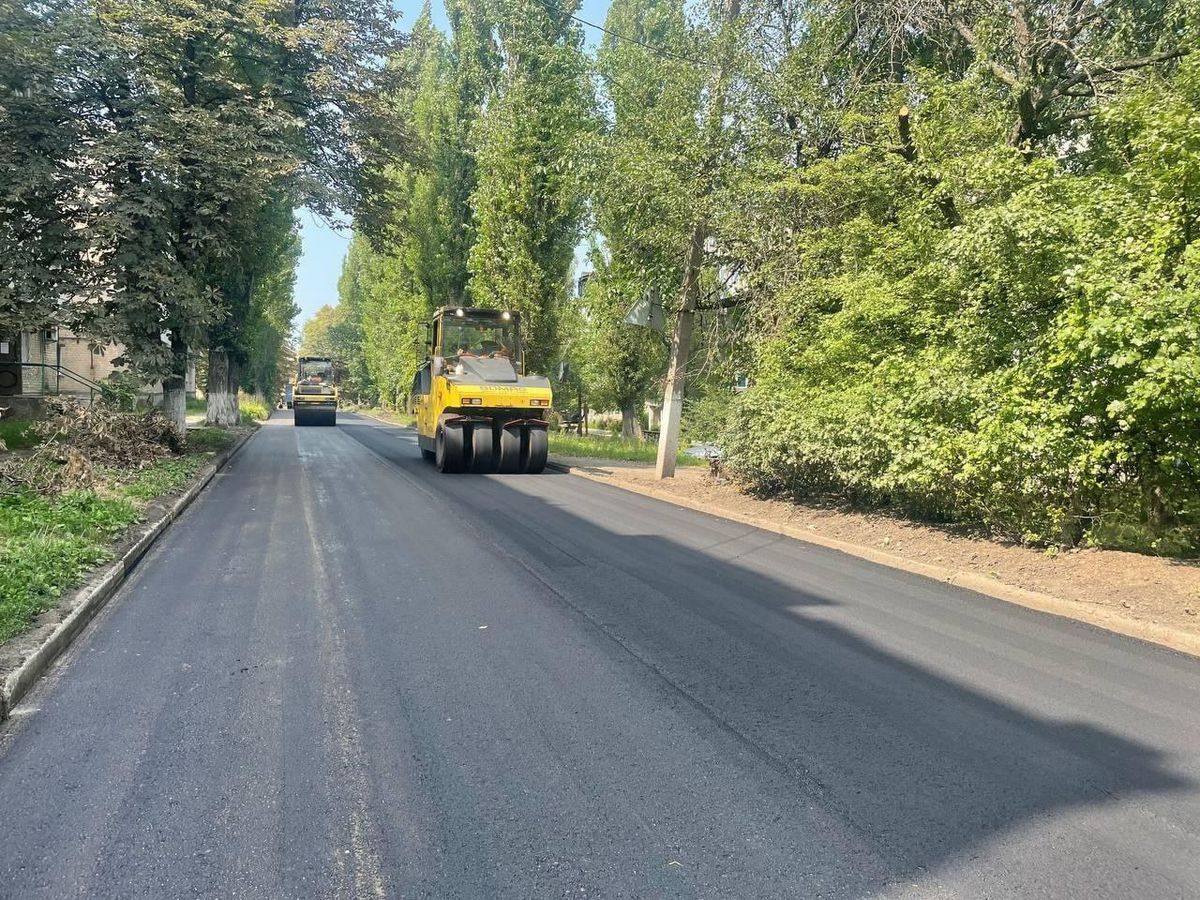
[413,307,551,473]
[293,356,337,426]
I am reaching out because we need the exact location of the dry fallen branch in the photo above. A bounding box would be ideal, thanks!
[33,398,184,467]
[0,399,183,497]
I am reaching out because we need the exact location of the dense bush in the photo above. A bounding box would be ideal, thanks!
[97,372,144,411]
[238,394,271,424]
[725,64,1200,553]
[312,0,1200,556]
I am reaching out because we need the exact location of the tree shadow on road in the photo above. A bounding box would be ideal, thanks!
[341,419,1199,897]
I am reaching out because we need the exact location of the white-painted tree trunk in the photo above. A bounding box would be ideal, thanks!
[621,403,644,441]
[162,337,188,439]
[655,228,702,479]
[162,383,186,438]
[655,0,739,479]
[205,349,240,427]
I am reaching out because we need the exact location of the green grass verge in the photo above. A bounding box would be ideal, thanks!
[239,395,271,424]
[0,490,138,642]
[353,413,703,466]
[187,427,236,453]
[0,419,39,451]
[0,451,219,643]
[188,394,268,425]
[548,433,706,466]
[115,455,211,501]
[351,408,705,467]
[360,407,417,428]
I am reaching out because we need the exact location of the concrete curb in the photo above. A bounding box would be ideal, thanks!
[551,460,1200,660]
[0,430,256,722]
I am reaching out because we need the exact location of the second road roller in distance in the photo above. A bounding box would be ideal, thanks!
[293,355,338,426]
[412,307,551,473]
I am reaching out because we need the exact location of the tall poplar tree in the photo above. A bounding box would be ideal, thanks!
[467,0,595,373]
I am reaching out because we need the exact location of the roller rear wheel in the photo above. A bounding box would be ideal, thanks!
[436,425,465,473]
[497,425,522,473]
[522,425,548,474]
[470,425,494,473]
[296,408,336,426]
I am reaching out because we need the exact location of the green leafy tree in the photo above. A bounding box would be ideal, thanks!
[576,272,665,439]
[300,305,343,359]
[338,2,498,409]
[204,196,303,424]
[0,0,92,331]
[340,235,424,409]
[328,252,376,406]
[1,0,404,433]
[584,0,710,438]
[466,0,595,373]
[241,214,302,405]
[722,0,1200,552]
[299,298,371,401]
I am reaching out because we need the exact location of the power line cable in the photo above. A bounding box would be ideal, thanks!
[530,0,716,68]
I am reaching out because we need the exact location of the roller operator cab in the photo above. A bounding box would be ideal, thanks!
[413,307,552,473]
[293,356,338,426]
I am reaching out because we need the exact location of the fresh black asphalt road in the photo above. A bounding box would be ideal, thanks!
[2,412,1199,899]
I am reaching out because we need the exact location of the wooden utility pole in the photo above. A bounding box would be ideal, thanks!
[655,0,740,479]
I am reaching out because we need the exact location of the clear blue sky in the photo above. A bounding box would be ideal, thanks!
[293,0,613,335]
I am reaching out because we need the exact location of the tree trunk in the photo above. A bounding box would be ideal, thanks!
[620,402,643,441]
[655,0,740,480]
[205,349,241,426]
[1142,465,1168,529]
[162,335,188,439]
[655,226,704,479]
[162,384,186,437]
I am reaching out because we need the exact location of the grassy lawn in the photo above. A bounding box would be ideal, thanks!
[187,427,236,453]
[0,419,39,451]
[187,394,270,426]
[548,433,706,466]
[360,407,417,428]
[0,448,219,644]
[355,410,703,467]
[353,411,704,467]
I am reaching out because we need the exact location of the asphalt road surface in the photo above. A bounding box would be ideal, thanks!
[2,412,1198,899]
